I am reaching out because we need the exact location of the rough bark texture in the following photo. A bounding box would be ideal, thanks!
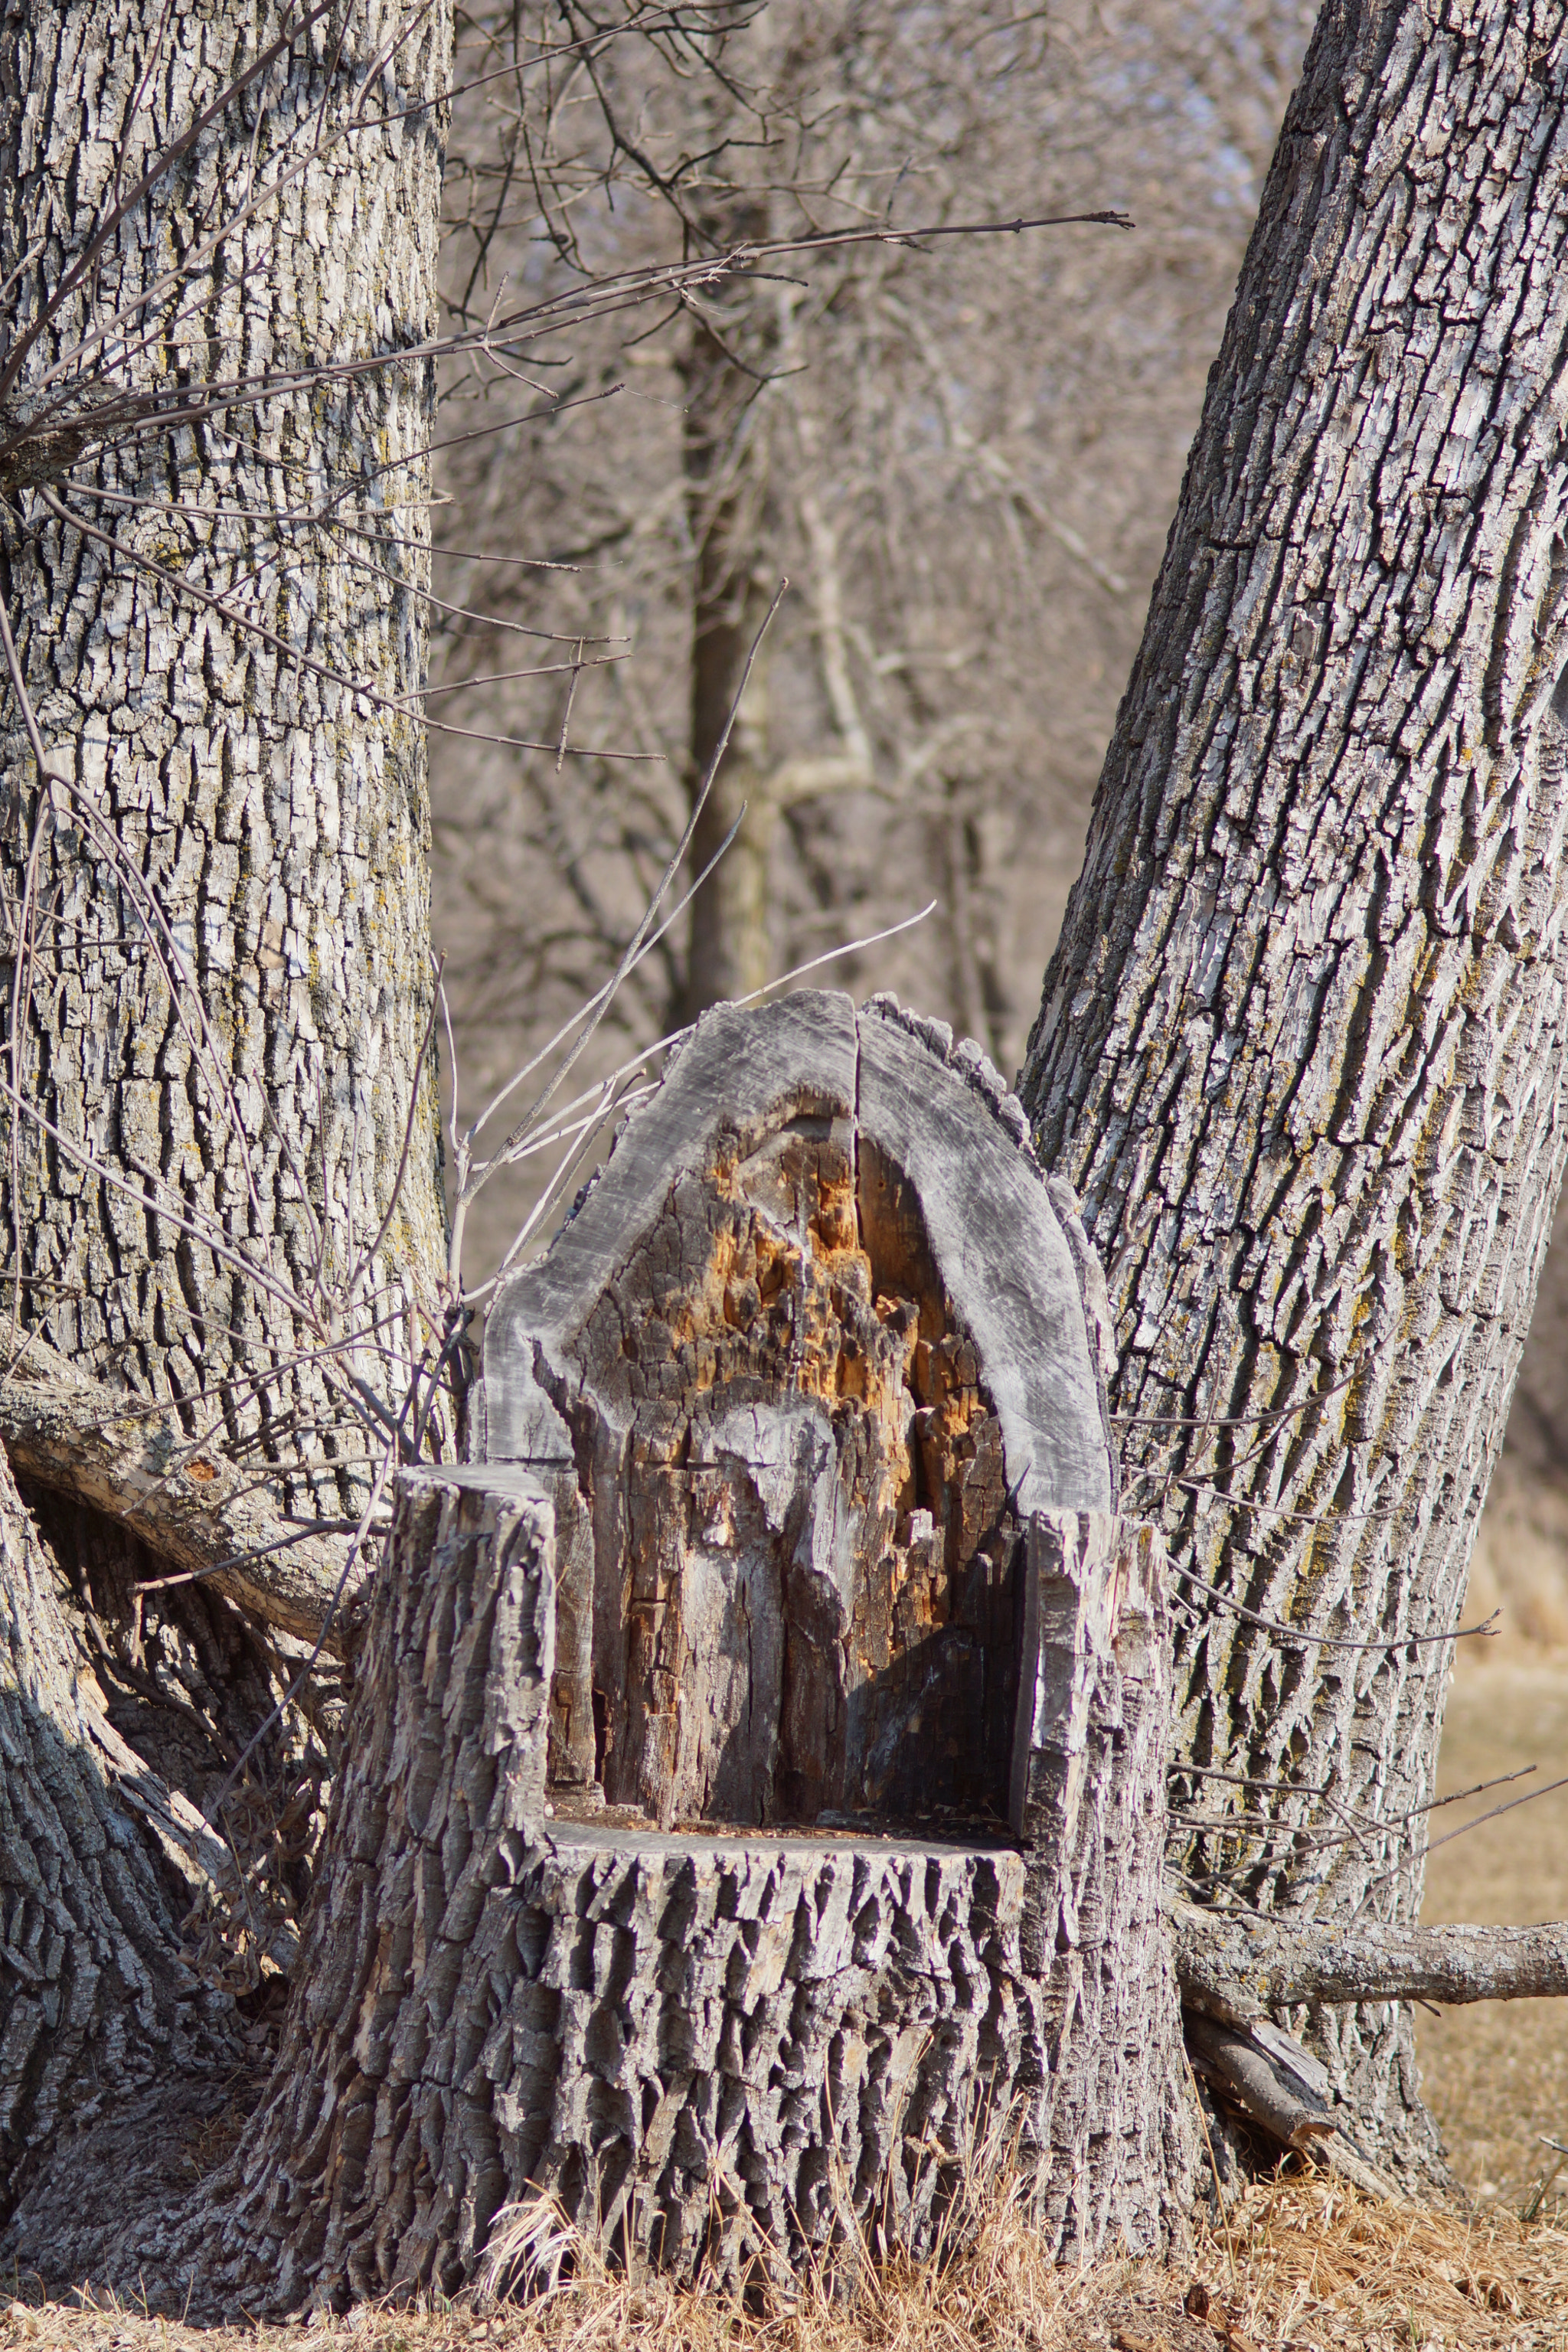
[0,0,453,2273]
[96,1002,1187,2309]
[0,1338,356,1649]
[173,1472,1187,2312]
[1176,1902,1568,2015]
[0,1449,240,2228]
[0,0,452,1483]
[1020,0,1568,2167]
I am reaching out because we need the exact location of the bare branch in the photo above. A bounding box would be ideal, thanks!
[1175,1900,1568,2018]
[0,1339,357,1652]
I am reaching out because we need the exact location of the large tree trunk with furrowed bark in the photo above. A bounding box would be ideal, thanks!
[1021,0,1568,2172]
[0,0,453,2265]
[0,0,452,1484]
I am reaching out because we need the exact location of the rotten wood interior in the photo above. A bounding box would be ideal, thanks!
[553,1109,1023,1831]
[483,993,1114,1841]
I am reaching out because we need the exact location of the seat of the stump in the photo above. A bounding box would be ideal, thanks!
[478,990,1117,1834]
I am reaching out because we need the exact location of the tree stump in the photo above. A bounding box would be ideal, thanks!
[201,997,1193,2306]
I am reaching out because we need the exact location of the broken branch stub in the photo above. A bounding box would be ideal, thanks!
[198,995,1190,2304]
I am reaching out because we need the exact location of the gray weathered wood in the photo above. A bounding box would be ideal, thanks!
[484,992,1113,1829]
[1176,1902,1568,2016]
[1184,2014,1334,2154]
[0,1338,358,1650]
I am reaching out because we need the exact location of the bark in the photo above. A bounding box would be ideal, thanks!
[180,1476,1184,2311]
[0,0,453,1497]
[1019,0,1568,2164]
[0,1446,240,2229]
[0,0,454,2268]
[1176,1903,1568,2015]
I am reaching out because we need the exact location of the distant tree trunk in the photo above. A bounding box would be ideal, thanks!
[0,0,452,2252]
[1021,0,1568,2169]
[678,313,780,1018]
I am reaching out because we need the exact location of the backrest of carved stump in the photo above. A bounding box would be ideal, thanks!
[479,991,1118,1832]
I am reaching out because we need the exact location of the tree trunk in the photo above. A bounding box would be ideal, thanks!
[188,1485,1184,2306]
[678,313,780,1018]
[1020,0,1568,2169]
[0,0,453,2255]
[0,1446,243,2258]
[0,0,452,1481]
[154,998,1187,2310]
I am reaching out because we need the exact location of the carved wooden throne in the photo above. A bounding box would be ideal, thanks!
[273,995,1187,2303]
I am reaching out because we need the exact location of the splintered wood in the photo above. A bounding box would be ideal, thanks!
[482,989,1119,1834]
[582,1110,1018,1828]
[206,1469,1189,2305]
[188,997,1190,2301]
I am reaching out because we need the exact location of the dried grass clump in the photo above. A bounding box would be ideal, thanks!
[8,2167,1568,2352]
[1200,2171,1568,2348]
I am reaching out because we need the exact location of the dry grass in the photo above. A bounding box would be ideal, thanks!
[8,2175,1568,2352]
[1417,1658,1568,2214]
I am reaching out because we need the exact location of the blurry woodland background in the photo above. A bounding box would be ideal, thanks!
[422,0,1568,1659]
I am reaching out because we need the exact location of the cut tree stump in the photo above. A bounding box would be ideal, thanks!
[194,996,1194,2305]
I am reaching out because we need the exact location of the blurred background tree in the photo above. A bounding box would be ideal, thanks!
[427,0,1317,1266]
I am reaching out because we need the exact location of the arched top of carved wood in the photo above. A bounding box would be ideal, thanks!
[481,991,1119,1831]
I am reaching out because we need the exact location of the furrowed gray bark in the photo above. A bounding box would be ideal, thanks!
[0,0,453,1511]
[178,1475,1187,2312]
[0,1446,240,2227]
[0,0,452,2274]
[1021,0,1568,2167]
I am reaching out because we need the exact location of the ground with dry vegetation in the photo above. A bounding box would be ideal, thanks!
[8,1658,1568,2350]
[1416,1658,1568,2216]
[5,2174,1568,2352]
